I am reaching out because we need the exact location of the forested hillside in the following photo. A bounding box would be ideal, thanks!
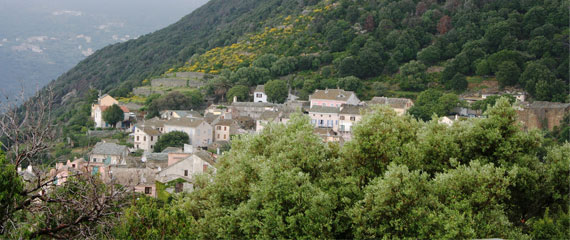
[50,0,568,119]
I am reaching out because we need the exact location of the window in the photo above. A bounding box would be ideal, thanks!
[340,116,345,120]
[256,93,262,98]
[72,164,76,168]
[223,134,227,140]
[143,136,146,141]
[217,134,220,139]
[335,120,338,125]
[224,126,227,131]
[350,116,356,121]
[136,136,139,141]
[145,187,152,194]
[175,182,183,193]
[184,170,188,176]
[150,136,153,141]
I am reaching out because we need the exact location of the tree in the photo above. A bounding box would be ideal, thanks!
[399,60,428,91]
[437,15,452,34]
[496,61,520,88]
[147,91,203,118]
[337,76,361,92]
[231,67,271,86]
[409,89,460,121]
[103,104,125,128]
[264,80,288,103]
[417,45,441,65]
[252,54,278,69]
[471,95,516,113]
[447,73,468,91]
[154,131,189,153]
[226,85,250,102]
[270,57,297,76]
[520,62,567,101]
[0,88,128,238]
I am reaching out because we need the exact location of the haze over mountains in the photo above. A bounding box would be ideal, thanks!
[0,0,208,98]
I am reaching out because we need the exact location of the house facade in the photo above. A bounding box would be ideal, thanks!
[156,151,216,193]
[309,89,360,108]
[309,106,340,131]
[213,119,237,141]
[134,126,161,152]
[338,105,364,140]
[367,97,414,116]
[163,118,213,148]
[254,85,268,103]
[89,142,129,165]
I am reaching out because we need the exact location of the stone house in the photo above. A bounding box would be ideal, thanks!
[156,151,216,193]
[163,118,213,148]
[314,128,344,144]
[309,106,340,131]
[111,167,158,198]
[213,119,238,141]
[309,89,360,108]
[254,85,268,103]
[231,102,278,120]
[134,126,161,152]
[366,97,414,116]
[255,110,294,132]
[89,142,129,165]
[338,105,365,141]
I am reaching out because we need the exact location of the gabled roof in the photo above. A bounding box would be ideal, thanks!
[91,142,128,156]
[143,153,169,162]
[231,102,276,108]
[339,105,364,115]
[164,118,207,128]
[139,126,161,136]
[309,89,355,101]
[308,105,340,114]
[162,110,202,118]
[142,117,166,128]
[254,85,265,93]
[161,147,182,153]
[367,97,413,109]
[214,119,235,126]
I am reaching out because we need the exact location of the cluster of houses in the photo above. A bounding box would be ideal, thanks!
[46,84,567,198]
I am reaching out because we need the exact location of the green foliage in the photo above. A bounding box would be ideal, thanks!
[447,73,468,91]
[147,91,203,118]
[264,80,288,103]
[337,76,361,92]
[154,131,189,153]
[103,104,125,128]
[409,89,460,121]
[520,62,566,102]
[496,61,521,88]
[471,95,516,113]
[398,60,428,91]
[0,150,24,227]
[270,57,297,76]
[417,45,441,65]
[226,85,250,102]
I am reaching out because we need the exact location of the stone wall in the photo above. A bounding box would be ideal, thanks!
[516,101,570,131]
[133,87,165,97]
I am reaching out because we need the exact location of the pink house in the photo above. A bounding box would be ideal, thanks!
[309,89,360,108]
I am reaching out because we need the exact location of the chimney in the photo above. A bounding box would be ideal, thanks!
[27,165,33,173]
[216,148,220,155]
[233,95,238,103]
[17,166,22,172]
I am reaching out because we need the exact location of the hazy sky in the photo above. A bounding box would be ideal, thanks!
[0,0,209,98]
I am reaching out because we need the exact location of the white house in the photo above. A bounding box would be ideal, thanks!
[163,118,213,148]
[92,104,132,128]
[254,85,268,103]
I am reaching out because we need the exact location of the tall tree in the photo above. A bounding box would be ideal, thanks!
[154,131,189,152]
[103,104,125,128]
[264,80,288,103]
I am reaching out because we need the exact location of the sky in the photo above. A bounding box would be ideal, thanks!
[0,0,209,99]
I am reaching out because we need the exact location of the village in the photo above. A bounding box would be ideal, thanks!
[27,83,568,199]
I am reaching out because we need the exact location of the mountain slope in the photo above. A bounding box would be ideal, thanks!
[50,0,308,110]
